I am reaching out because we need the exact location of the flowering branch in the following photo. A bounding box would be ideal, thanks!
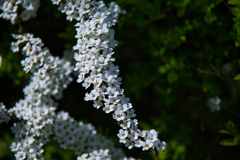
[0,0,166,158]
[1,33,137,160]
[52,0,165,151]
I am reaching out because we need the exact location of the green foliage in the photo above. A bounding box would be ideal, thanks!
[219,121,240,146]
[43,140,75,160]
[0,130,14,159]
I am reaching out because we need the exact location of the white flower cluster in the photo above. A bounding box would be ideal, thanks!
[11,33,73,100]
[0,102,12,124]
[3,33,138,160]
[1,0,166,157]
[77,149,138,160]
[51,111,128,159]
[7,33,72,159]
[207,96,221,112]
[9,107,56,160]
[77,149,111,160]
[0,0,40,24]
[9,107,137,160]
[52,0,166,151]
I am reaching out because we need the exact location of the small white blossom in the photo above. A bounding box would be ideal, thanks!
[207,96,221,112]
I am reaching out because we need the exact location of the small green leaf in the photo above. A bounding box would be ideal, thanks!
[232,126,239,136]
[219,139,238,146]
[234,135,240,145]
[227,0,240,5]
[219,130,232,135]
[159,48,165,56]
[149,28,158,41]
[225,121,239,135]
[234,73,240,80]
[235,41,239,47]
[180,36,186,42]
[158,66,167,74]
[152,14,166,21]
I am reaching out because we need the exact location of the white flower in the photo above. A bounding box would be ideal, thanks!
[141,140,153,151]
[125,139,134,149]
[93,100,102,109]
[117,129,128,139]
[126,109,136,118]
[113,110,124,121]
[128,131,139,141]
[207,96,221,112]
[15,151,26,160]
[52,0,61,5]
[102,104,113,114]
[120,120,131,129]
[10,142,21,152]
[134,139,142,148]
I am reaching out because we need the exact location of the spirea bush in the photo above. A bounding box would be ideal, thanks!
[2,0,240,160]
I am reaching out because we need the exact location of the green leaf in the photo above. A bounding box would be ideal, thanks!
[152,14,166,21]
[234,135,240,145]
[167,71,179,83]
[180,36,186,42]
[227,0,240,5]
[235,41,239,47]
[149,28,158,41]
[219,139,238,146]
[219,130,233,135]
[159,48,165,56]
[234,73,240,80]
[225,121,239,135]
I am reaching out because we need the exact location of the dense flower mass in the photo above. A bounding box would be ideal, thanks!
[0,0,166,159]
[0,33,138,160]
[0,0,40,24]
[0,103,12,124]
[50,0,166,151]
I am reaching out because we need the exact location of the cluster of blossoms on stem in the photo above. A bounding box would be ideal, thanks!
[0,0,40,24]
[0,102,12,124]
[1,0,166,158]
[207,96,221,112]
[51,0,166,151]
[77,149,111,160]
[0,33,138,160]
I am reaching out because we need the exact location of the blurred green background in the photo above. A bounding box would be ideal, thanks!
[1,0,240,159]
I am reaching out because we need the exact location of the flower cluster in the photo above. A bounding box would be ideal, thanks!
[0,102,12,124]
[51,0,166,151]
[11,33,73,100]
[207,96,221,112]
[0,0,40,24]
[4,33,139,160]
[51,111,127,159]
[77,149,111,160]
[8,33,73,159]
[77,149,138,160]
[1,0,166,158]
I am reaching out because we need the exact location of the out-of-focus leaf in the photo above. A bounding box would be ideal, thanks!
[234,73,240,80]
[219,139,238,146]
[227,0,240,5]
[219,130,232,135]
